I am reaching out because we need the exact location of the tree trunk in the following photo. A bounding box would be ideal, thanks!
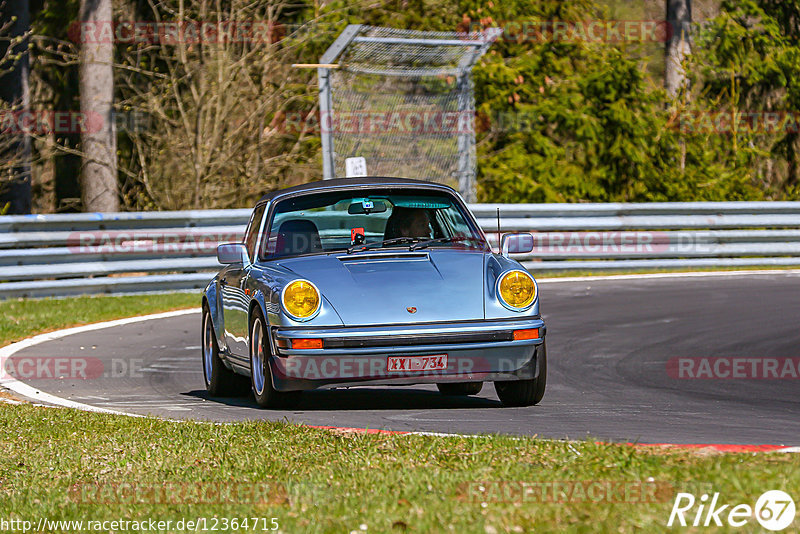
[787,132,799,190]
[54,69,83,213]
[78,0,118,212]
[0,0,31,214]
[665,0,692,98]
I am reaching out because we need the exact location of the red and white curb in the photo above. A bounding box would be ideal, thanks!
[0,306,798,454]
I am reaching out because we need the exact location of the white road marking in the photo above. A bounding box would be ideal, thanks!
[0,308,200,417]
[537,269,800,284]
[97,399,203,404]
[99,403,201,408]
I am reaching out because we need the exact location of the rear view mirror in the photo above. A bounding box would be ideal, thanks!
[501,233,534,256]
[348,200,387,214]
[217,243,249,265]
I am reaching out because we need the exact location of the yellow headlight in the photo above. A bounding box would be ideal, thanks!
[498,270,536,310]
[282,280,320,320]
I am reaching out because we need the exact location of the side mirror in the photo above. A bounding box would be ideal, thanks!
[217,243,250,265]
[500,233,534,257]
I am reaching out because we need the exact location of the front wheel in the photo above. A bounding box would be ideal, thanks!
[437,382,483,396]
[494,341,547,407]
[249,310,301,409]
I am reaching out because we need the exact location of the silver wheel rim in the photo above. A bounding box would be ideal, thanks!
[203,312,213,385]
[251,318,266,395]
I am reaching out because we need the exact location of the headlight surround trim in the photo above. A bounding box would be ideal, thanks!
[496,270,537,311]
[280,279,322,322]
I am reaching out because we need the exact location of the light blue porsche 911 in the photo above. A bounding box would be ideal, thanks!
[202,177,545,408]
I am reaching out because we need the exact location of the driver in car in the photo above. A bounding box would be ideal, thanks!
[384,207,433,240]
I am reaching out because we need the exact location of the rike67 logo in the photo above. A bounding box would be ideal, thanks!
[668,490,796,531]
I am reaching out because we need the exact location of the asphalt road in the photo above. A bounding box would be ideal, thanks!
[10,272,800,445]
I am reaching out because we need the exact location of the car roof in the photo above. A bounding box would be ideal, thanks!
[257,177,454,204]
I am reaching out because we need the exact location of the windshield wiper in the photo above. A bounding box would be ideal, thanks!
[409,236,475,251]
[347,236,420,254]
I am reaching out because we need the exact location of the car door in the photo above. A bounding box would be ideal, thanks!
[222,203,267,361]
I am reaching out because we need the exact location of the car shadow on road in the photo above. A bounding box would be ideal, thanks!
[183,387,503,410]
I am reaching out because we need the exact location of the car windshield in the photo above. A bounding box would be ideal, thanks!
[260,188,488,259]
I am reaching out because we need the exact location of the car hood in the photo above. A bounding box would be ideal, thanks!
[275,250,486,325]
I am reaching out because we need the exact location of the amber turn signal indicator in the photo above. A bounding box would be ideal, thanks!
[290,338,323,349]
[513,328,539,341]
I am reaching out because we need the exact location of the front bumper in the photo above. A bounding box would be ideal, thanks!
[268,318,545,392]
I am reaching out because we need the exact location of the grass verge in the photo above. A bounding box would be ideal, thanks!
[0,292,199,345]
[0,405,798,533]
[0,292,798,532]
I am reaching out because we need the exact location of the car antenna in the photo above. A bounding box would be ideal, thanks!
[496,207,501,254]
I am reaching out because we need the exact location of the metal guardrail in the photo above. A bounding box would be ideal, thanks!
[2,202,800,299]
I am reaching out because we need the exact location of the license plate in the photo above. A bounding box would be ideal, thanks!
[387,354,448,373]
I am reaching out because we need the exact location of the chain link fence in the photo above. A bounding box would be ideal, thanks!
[318,25,499,202]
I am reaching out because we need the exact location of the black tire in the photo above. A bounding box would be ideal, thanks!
[202,304,248,396]
[249,308,302,409]
[437,382,483,396]
[494,341,547,407]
